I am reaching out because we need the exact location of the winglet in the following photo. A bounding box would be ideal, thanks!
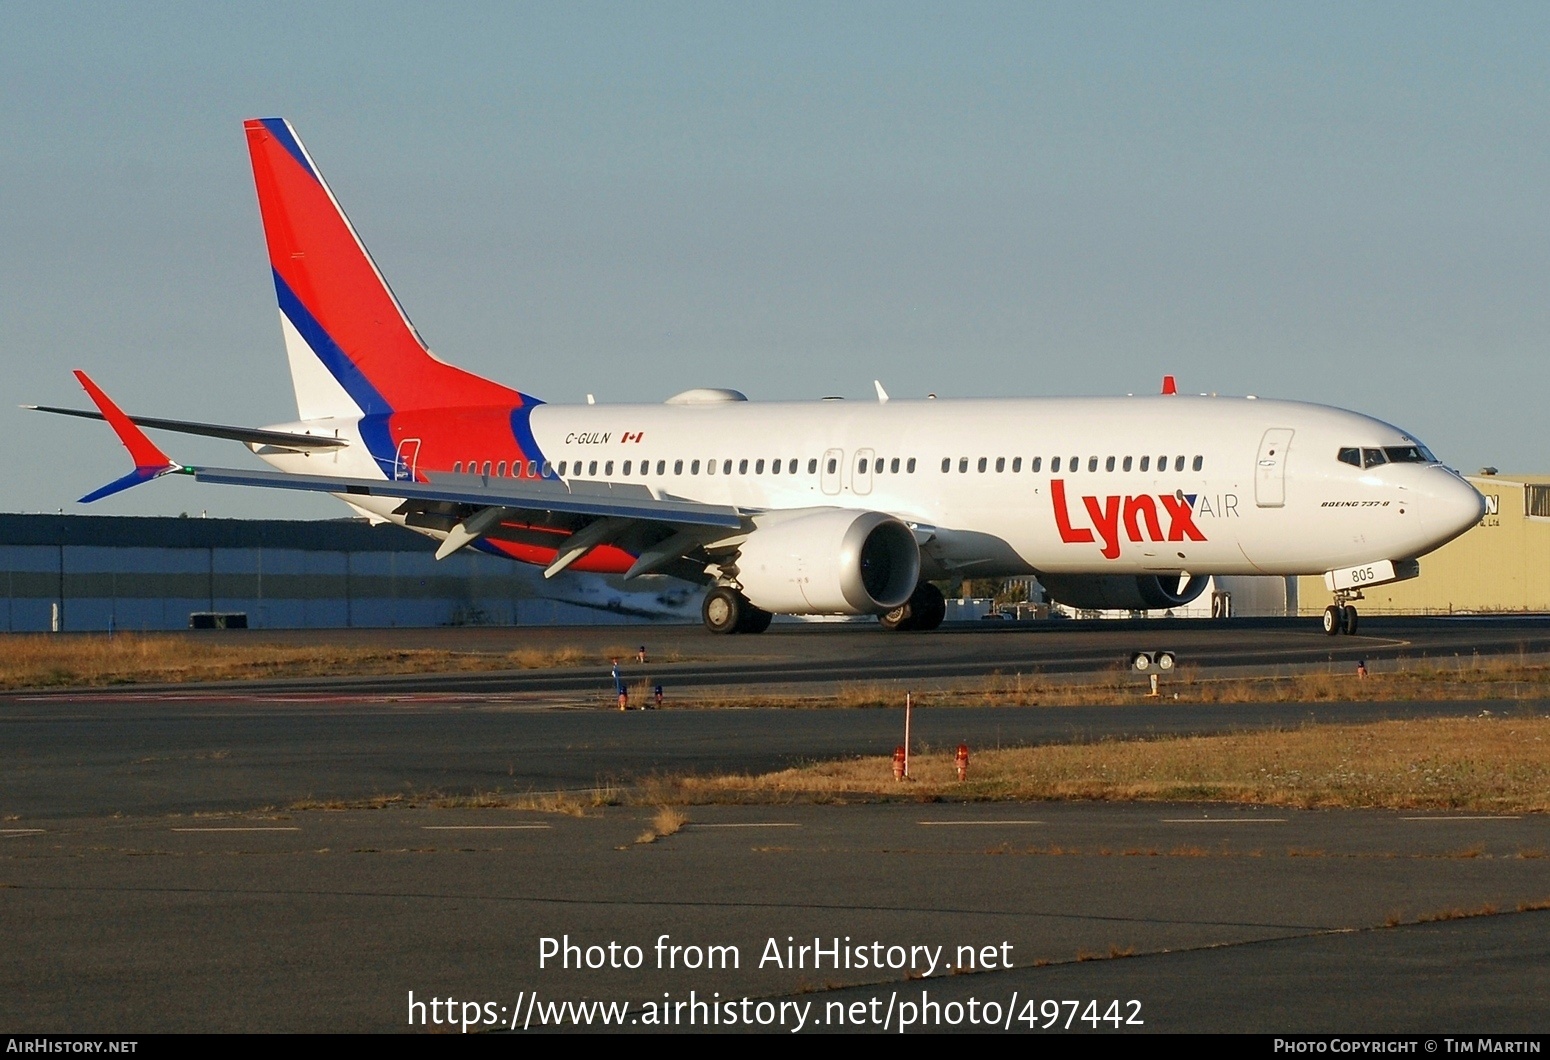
[72,371,181,502]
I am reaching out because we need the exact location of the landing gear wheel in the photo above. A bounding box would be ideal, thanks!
[911,582,946,631]
[1322,605,1340,636]
[880,582,946,632]
[1341,604,1358,636]
[737,605,773,634]
[702,586,747,635]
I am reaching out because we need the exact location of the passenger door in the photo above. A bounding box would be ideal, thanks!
[852,448,875,496]
[1255,429,1293,508]
[394,438,421,482]
[821,448,844,496]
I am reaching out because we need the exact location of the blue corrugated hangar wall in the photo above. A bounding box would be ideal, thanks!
[0,514,650,631]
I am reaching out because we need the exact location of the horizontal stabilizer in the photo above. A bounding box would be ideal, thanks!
[25,405,346,451]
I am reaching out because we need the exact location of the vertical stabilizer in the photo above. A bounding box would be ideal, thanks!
[244,118,531,420]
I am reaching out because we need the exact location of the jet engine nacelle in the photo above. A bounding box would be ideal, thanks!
[1039,573,1210,612]
[734,508,920,615]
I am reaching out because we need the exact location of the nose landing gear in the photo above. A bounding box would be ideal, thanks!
[1322,593,1361,636]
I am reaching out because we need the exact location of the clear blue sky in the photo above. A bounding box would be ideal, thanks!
[4,2,1547,517]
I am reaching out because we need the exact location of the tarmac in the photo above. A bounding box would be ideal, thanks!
[2,617,1547,1033]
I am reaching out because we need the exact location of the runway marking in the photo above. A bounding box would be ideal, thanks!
[171,827,300,832]
[918,820,1044,826]
[1,829,46,837]
[688,823,800,829]
[1401,816,1523,821]
[1161,818,1287,824]
[421,825,552,831]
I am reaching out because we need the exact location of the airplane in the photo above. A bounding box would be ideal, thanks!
[31,118,1487,638]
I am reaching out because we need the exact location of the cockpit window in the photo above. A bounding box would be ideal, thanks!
[1340,445,1437,468]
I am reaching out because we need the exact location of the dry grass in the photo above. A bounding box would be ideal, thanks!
[290,793,409,811]
[665,716,1550,812]
[0,632,667,690]
[1417,902,1498,923]
[873,657,1550,708]
[504,785,621,816]
[8,629,1547,703]
[289,783,622,815]
[635,805,688,844]
[507,647,591,669]
[644,655,1550,711]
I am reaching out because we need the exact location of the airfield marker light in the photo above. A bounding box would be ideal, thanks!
[892,747,906,781]
[956,744,969,782]
[654,684,663,709]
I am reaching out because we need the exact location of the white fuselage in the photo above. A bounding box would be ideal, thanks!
[258,393,1486,582]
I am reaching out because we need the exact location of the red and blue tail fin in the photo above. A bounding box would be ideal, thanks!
[245,118,534,420]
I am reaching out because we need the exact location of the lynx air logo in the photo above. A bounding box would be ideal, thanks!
[1051,479,1208,560]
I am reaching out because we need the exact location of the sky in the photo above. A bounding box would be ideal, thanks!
[3,2,1547,518]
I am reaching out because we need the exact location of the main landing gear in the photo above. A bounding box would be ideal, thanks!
[879,581,947,632]
[702,585,773,635]
[1322,595,1360,637]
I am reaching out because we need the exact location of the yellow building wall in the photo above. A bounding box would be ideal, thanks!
[1297,475,1550,615]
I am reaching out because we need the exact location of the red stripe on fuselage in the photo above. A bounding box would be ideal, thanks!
[388,407,532,482]
[481,535,636,575]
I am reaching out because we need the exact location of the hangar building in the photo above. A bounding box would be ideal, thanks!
[0,514,689,632]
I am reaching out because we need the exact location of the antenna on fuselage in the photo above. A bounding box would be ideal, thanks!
[874,380,889,404]
[1161,375,1177,395]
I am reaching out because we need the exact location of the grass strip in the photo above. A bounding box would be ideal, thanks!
[0,632,668,690]
[661,716,1550,813]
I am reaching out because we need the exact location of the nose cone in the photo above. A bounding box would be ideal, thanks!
[1423,471,1487,552]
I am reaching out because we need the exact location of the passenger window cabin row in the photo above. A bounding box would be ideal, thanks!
[449,459,541,478]
[448,456,923,479]
[446,452,1211,481]
[940,454,1205,474]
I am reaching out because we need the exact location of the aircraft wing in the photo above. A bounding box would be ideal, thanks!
[185,464,743,528]
[186,464,741,579]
